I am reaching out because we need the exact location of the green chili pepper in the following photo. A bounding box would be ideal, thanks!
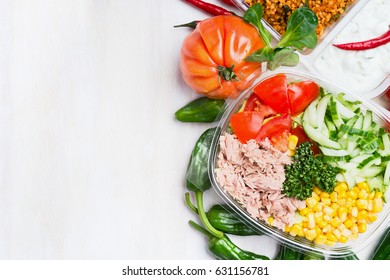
[274,244,304,260]
[329,252,359,260]
[189,220,270,260]
[175,97,225,123]
[206,204,261,236]
[185,127,216,193]
[185,128,224,238]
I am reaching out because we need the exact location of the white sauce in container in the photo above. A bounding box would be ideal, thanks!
[313,0,390,96]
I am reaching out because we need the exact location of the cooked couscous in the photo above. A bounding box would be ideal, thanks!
[244,0,357,36]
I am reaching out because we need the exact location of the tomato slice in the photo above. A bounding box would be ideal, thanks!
[253,74,290,114]
[269,130,290,152]
[288,80,320,116]
[244,93,277,118]
[255,114,292,142]
[230,111,264,143]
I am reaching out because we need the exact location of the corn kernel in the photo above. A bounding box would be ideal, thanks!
[314,234,327,245]
[324,206,336,217]
[335,182,348,193]
[322,197,332,205]
[320,192,330,200]
[314,212,323,223]
[288,135,298,150]
[288,149,295,157]
[325,240,336,246]
[268,217,274,225]
[318,220,328,229]
[315,226,322,236]
[344,219,354,229]
[350,206,359,217]
[357,181,370,191]
[323,214,332,222]
[347,191,357,200]
[367,212,377,223]
[298,228,305,237]
[305,229,317,241]
[357,210,368,220]
[351,187,360,195]
[313,186,322,195]
[308,213,315,229]
[290,224,301,236]
[345,198,355,207]
[350,224,358,234]
[358,223,367,233]
[369,191,375,200]
[338,207,348,222]
[356,199,368,210]
[333,229,341,239]
[313,202,324,212]
[358,189,369,199]
[300,208,311,216]
[375,192,383,199]
[284,225,292,233]
[326,232,337,242]
[367,200,373,211]
[323,224,332,233]
[312,192,321,202]
[339,236,348,243]
[330,217,342,228]
[330,192,338,202]
[306,197,317,208]
[373,198,383,212]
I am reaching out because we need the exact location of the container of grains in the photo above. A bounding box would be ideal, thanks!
[208,68,390,258]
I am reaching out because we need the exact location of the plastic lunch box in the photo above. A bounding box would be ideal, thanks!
[230,0,390,100]
[208,68,390,257]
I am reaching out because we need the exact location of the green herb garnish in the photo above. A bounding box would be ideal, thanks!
[283,142,340,200]
[243,3,318,70]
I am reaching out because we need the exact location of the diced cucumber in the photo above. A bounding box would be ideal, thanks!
[319,147,349,157]
[316,94,332,131]
[343,171,356,188]
[303,123,341,150]
[362,110,372,131]
[358,166,383,178]
[306,97,320,128]
[329,97,344,129]
[334,98,356,120]
[384,161,390,186]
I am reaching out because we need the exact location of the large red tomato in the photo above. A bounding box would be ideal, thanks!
[180,15,265,99]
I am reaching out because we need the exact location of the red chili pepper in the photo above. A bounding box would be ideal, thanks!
[219,0,236,7]
[183,0,235,16]
[333,29,390,51]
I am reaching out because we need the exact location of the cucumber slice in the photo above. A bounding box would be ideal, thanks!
[303,123,341,150]
[320,147,349,157]
[384,161,390,186]
[316,94,332,131]
[362,110,373,131]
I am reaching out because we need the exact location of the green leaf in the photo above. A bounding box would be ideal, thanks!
[277,6,318,49]
[243,3,272,47]
[245,46,275,63]
[287,30,318,50]
[267,48,299,70]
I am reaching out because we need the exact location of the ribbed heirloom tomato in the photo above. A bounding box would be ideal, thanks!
[180,15,265,99]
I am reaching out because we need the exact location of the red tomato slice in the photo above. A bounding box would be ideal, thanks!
[253,74,290,114]
[269,130,290,152]
[255,114,292,142]
[230,111,264,143]
[288,80,319,116]
[244,93,277,118]
[290,125,321,154]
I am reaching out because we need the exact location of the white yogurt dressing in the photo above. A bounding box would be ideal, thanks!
[313,0,390,96]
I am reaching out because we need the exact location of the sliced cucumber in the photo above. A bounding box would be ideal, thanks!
[303,123,341,150]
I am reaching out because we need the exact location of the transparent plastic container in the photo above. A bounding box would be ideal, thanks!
[231,0,390,99]
[208,68,390,258]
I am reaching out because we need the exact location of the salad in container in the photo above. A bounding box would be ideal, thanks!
[208,69,390,258]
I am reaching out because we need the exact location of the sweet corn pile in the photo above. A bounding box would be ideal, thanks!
[286,182,383,245]
[283,134,384,246]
